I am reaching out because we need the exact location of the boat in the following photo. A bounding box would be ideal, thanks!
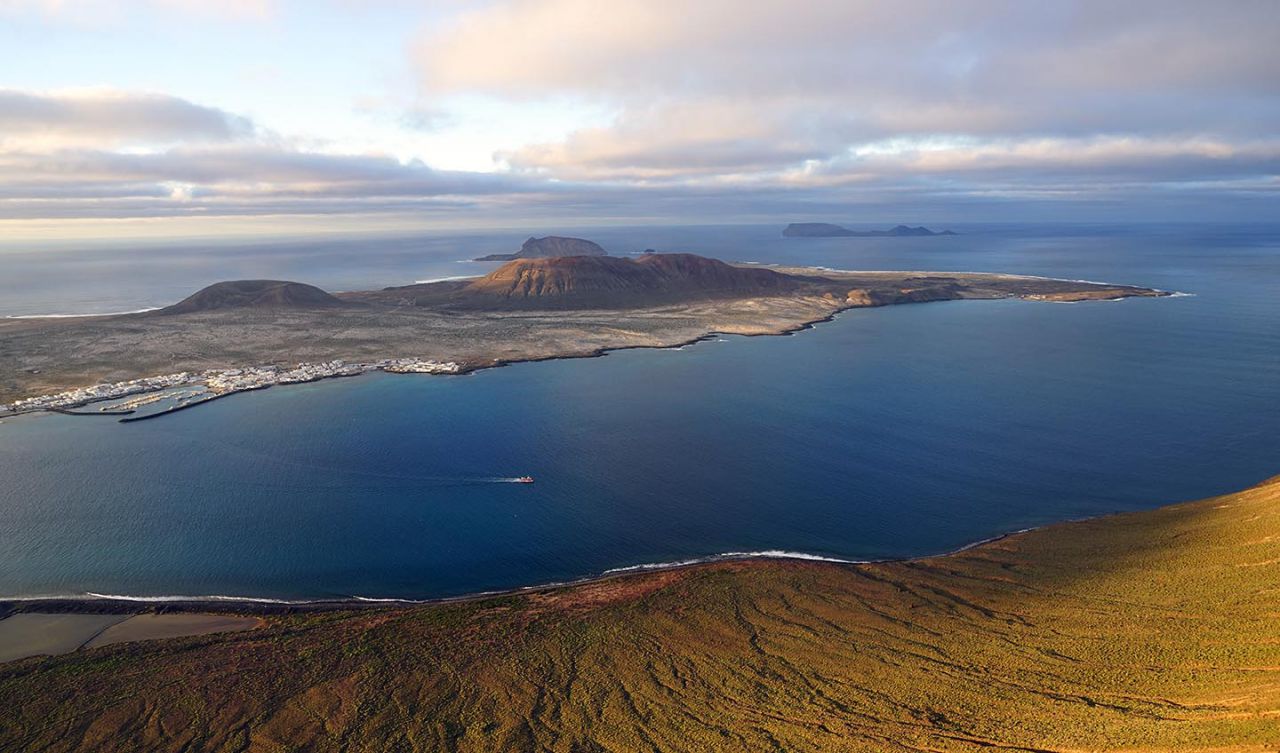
[515,476,534,484]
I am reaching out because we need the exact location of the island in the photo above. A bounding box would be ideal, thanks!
[472,234,608,261]
[783,222,958,237]
[0,252,1167,416]
[2,466,1276,751]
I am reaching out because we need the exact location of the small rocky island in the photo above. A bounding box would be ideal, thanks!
[783,222,957,238]
[474,235,608,261]
[0,250,1166,415]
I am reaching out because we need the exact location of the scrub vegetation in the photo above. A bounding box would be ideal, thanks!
[3,474,1278,751]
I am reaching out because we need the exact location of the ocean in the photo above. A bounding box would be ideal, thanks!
[1,222,1278,600]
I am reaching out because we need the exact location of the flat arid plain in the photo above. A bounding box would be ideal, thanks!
[0,256,1164,407]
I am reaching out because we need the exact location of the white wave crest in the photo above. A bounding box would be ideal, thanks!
[5,307,160,319]
[84,591,307,604]
[413,275,476,284]
[602,550,860,575]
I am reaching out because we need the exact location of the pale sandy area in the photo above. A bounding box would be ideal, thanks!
[0,612,261,663]
[85,613,261,648]
[0,613,127,662]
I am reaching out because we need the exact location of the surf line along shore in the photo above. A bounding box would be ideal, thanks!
[0,496,1197,618]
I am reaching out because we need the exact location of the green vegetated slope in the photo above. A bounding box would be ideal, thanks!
[3,475,1279,752]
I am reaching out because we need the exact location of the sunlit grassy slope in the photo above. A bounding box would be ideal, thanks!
[3,475,1279,752]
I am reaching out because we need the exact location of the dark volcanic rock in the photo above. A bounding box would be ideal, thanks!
[519,235,607,257]
[783,222,957,238]
[474,235,608,261]
[156,280,349,315]
[783,222,856,238]
[882,224,956,237]
[457,253,803,308]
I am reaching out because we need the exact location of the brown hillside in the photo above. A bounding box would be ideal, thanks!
[458,253,805,307]
[156,280,349,315]
[2,474,1278,751]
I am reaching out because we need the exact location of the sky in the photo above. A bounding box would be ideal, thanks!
[1,0,1277,240]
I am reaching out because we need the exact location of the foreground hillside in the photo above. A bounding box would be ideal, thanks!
[3,475,1278,751]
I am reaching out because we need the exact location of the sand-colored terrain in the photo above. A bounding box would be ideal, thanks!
[0,614,127,663]
[84,614,262,649]
[2,473,1276,751]
[0,613,262,662]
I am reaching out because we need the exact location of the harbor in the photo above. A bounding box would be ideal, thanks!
[0,358,462,421]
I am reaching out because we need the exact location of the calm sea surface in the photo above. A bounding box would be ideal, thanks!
[1,223,1278,600]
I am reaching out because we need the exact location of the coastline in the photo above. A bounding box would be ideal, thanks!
[6,455,1276,749]
[0,277,1177,421]
[0,272,1185,618]
[0,301,844,420]
[0,513,1098,617]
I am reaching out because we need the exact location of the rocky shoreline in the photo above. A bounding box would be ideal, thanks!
[0,524,1043,618]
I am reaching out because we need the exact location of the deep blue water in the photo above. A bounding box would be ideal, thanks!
[1,223,1278,600]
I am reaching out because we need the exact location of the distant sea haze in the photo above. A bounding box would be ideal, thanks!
[1,222,1278,600]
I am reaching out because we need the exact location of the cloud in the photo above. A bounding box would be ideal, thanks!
[0,89,254,149]
[417,0,1280,186]
[498,99,838,180]
[418,1,1278,117]
[0,88,551,220]
[0,0,273,21]
[785,137,1280,186]
[2,0,1278,227]
[0,141,598,217]
[0,145,542,205]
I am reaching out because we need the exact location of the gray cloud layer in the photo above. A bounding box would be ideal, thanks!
[421,0,1280,198]
[2,1,1278,225]
[0,89,253,147]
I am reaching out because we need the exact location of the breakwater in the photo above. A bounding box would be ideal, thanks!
[49,407,136,417]
[117,389,255,423]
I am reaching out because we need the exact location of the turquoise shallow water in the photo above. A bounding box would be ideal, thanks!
[1,223,1278,600]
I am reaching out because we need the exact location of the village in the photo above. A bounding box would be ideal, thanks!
[0,358,462,417]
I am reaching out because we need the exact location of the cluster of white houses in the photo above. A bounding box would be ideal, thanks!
[0,358,462,416]
[380,358,462,374]
[202,361,365,393]
[1,372,199,415]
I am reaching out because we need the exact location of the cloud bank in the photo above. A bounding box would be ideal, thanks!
[418,0,1280,204]
[1,1,1277,227]
[0,89,253,149]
